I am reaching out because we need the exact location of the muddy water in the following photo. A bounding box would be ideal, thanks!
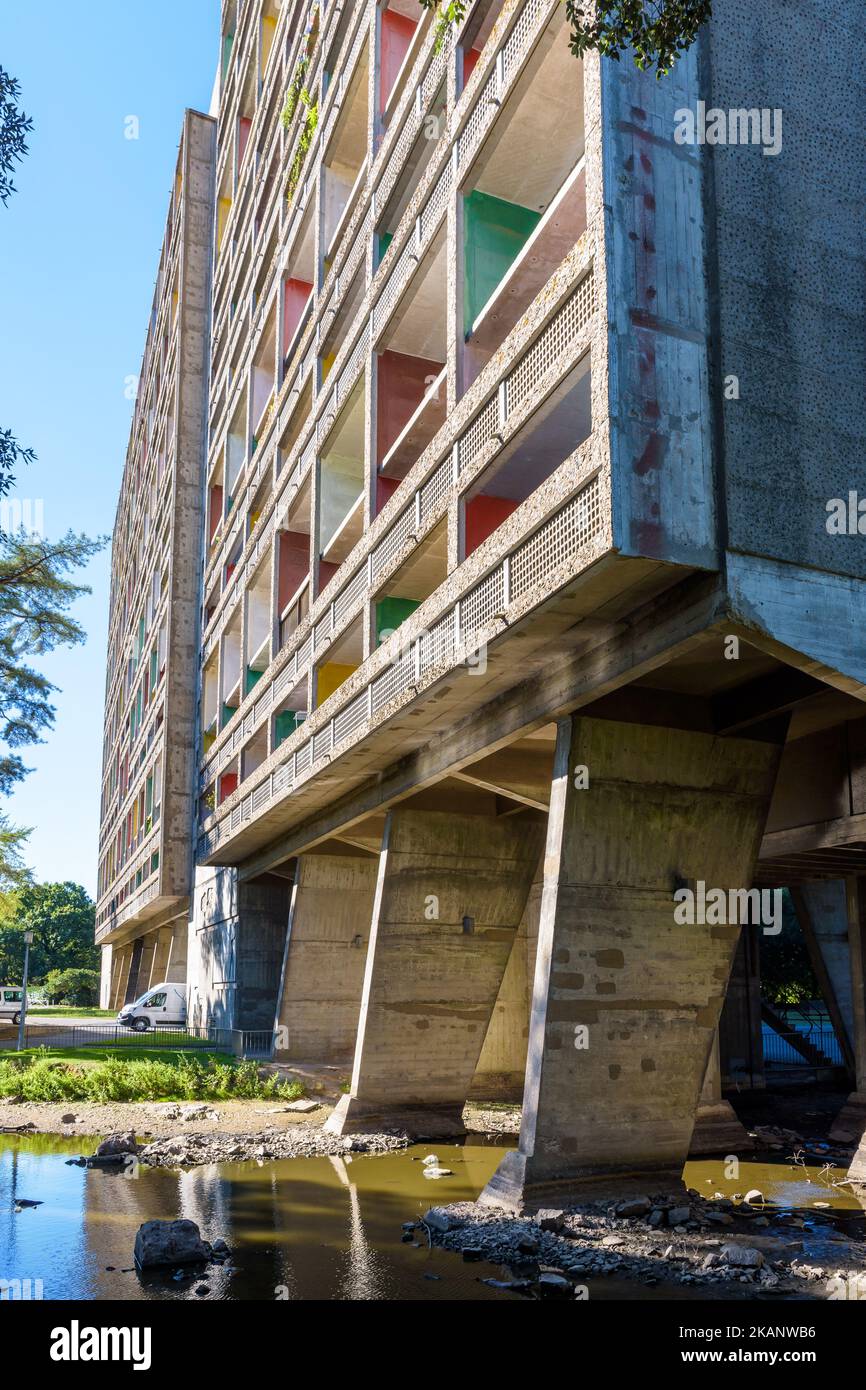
[1,1135,861,1301]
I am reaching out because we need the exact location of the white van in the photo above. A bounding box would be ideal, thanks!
[117,983,187,1032]
[0,987,23,1026]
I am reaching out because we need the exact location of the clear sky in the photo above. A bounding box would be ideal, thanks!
[0,1,217,896]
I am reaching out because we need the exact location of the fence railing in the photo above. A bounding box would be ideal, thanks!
[761,1024,844,1069]
[0,1022,277,1060]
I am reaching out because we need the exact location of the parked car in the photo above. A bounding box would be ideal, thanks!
[0,986,24,1026]
[117,983,187,1033]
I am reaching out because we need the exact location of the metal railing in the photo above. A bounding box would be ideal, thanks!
[0,1022,277,1060]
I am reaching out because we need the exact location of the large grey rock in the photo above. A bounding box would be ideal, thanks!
[720,1243,764,1268]
[95,1132,140,1158]
[422,1207,453,1234]
[134,1219,212,1268]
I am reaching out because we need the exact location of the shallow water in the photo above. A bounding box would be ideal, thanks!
[1,1135,861,1301]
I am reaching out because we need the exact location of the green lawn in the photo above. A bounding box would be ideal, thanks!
[28,1007,114,1018]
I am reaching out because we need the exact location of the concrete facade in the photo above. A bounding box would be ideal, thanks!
[97,109,217,1006]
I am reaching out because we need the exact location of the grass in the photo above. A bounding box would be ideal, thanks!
[28,1007,114,1018]
[0,1050,307,1104]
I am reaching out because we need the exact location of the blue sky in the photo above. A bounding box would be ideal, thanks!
[0,2,217,895]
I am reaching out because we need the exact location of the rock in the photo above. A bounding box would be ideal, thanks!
[462,1248,484,1262]
[95,1132,140,1159]
[60,1114,76,1125]
[538,1272,572,1298]
[648,1209,664,1228]
[133,1219,212,1269]
[422,1167,453,1179]
[601,1235,624,1248]
[421,1155,440,1167]
[517,1234,540,1255]
[704,1211,734,1225]
[616,1197,651,1219]
[720,1243,764,1269]
[668,1206,691,1226]
[195,1285,209,1296]
[181,1104,209,1121]
[285,1099,319,1113]
[422,1208,452,1234]
[534,1208,565,1232]
[211,1238,231,1255]
[744,1189,765,1205]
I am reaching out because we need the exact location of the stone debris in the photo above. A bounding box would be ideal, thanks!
[138,1125,409,1168]
[407,1186,866,1297]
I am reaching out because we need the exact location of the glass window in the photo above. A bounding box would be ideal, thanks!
[4,990,22,1002]
[144,992,167,1008]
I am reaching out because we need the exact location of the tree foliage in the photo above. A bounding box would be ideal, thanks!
[0,881,98,983]
[0,531,106,801]
[42,967,101,1006]
[760,891,819,1007]
[0,69,34,500]
[0,65,31,206]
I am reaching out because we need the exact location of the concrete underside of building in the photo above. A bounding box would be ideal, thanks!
[98,0,866,1203]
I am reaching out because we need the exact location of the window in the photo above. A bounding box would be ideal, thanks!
[144,992,167,1008]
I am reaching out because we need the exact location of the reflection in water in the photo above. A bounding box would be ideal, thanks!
[2,1136,861,1301]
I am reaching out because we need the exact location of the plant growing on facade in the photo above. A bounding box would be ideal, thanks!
[417,0,713,74]
[286,95,318,200]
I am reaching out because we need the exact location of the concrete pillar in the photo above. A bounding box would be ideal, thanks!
[469,858,543,1101]
[480,715,782,1209]
[110,943,133,1011]
[99,945,113,1010]
[719,925,764,1089]
[796,880,857,1070]
[275,852,379,1060]
[325,808,545,1137]
[165,917,188,983]
[689,1031,754,1155]
[831,879,866,1172]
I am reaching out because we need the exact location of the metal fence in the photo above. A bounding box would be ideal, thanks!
[761,1024,844,1070]
[0,1022,277,1060]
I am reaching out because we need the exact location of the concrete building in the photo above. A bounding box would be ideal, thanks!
[96,110,217,1010]
[99,0,866,1202]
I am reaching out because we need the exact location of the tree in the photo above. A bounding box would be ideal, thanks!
[42,967,101,1007]
[418,0,712,75]
[0,68,34,501]
[0,530,106,799]
[0,882,98,984]
[760,891,819,1007]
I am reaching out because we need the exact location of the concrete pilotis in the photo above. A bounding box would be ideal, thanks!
[325,808,545,1137]
[275,852,378,1060]
[470,860,543,1101]
[480,715,782,1208]
[689,1032,754,1155]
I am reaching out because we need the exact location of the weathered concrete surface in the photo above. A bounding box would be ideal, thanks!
[186,865,289,1030]
[469,858,543,1101]
[325,808,544,1137]
[481,715,781,1208]
[275,852,378,1060]
[689,1032,753,1156]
